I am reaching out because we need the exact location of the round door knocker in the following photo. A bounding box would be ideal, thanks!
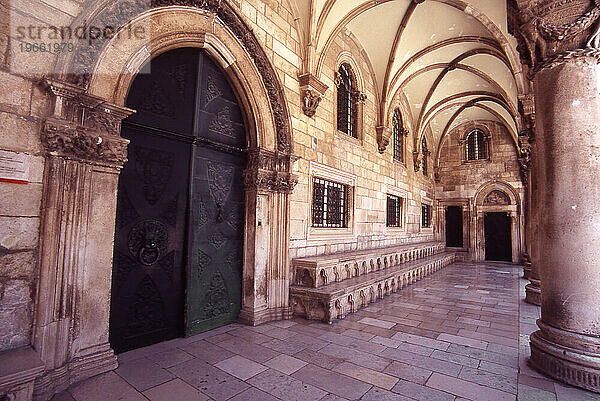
[128,219,168,266]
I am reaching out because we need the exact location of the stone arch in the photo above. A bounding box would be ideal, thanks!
[53,0,292,154]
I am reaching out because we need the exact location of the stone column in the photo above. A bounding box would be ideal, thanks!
[509,0,600,391]
[239,149,298,325]
[33,79,132,400]
[525,138,541,305]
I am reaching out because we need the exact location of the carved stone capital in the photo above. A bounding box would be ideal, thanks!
[518,92,536,141]
[518,137,533,185]
[301,89,322,118]
[508,0,600,76]
[299,73,328,118]
[42,118,130,167]
[376,126,391,153]
[243,148,298,193]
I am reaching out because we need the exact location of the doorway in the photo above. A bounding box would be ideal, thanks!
[445,206,463,248]
[109,48,247,353]
[484,212,512,262]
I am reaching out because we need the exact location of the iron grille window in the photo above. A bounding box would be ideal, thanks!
[421,137,428,176]
[336,63,357,138]
[392,108,404,163]
[387,194,403,227]
[466,129,488,160]
[422,203,431,228]
[312,177,348,228]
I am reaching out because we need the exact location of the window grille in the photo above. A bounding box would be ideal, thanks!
[312,177,348,228]
[466,129,488,160]
[392,109,404,163]
[422,203,431,228]
[337,64,357,138]
[387,194,403,227]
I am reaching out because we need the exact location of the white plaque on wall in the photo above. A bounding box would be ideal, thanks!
[0,150,29,184]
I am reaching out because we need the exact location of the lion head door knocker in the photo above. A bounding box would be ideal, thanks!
[128,220,169,266]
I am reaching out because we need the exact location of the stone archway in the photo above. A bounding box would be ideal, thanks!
[34,3,297,400]
[473,181,522,263]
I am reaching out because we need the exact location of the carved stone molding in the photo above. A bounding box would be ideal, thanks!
[299,73,328,118]
[508,0,600,77]
[42,118,130,167]
[434,166,441,183]
[64,0,292,154]
[243,148,298,193]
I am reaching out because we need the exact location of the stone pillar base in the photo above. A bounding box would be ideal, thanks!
[238,306,292,326]
[33,346,117,401]
[0,347,44,401]
[530,320,600,393]
[525,279,541,306]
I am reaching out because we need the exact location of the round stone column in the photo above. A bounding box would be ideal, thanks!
[529,58,600,392]
[525,141,541,306]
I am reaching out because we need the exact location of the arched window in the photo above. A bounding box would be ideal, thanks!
[421,137,428,176]
[392,108,404,163]
[336,63,357,137]
[465,129,488,160]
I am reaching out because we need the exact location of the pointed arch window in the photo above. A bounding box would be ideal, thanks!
[466,129,488,160]
[392,108,405,163]
[421,137,429,176]
[336,63,357,138]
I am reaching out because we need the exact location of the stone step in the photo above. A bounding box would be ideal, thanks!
[290,252,456,323]
[292,241,446,289]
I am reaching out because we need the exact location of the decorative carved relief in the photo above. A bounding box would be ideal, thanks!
[376,126,391,154]
[134,146,174,204]
[125,275,166,337]
[65,0,292,153]
[140,82,175,118]
[128,219,169,266]
[484,190,511,206]
[207,161,234,205]
[518,137,533,185]
[508,0,600,77]
[413,151,421,172]
[158,251,175,280]
[243,148,298,193]
[169,64,187,94]
[196,249,212,277]
[42,118,129,166]
[202,271,231,318]
[204,73,223,106]
[209,106,235,138]
[208,229,227,249]
[301,89,322,117]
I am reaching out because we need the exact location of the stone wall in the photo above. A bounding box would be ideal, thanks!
[0,50,49,350]
[288,27,437,259]
[435,120,524,260]
[436,120,521,198]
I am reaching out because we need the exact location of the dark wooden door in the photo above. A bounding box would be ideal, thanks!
[445,206,463,248]
[110,48,245,352]
[484,212,512,262]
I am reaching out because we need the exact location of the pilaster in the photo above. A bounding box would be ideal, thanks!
[32,79,133,400]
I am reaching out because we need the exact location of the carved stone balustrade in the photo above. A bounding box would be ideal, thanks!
[292,241,445,289]
[290,242,455,323]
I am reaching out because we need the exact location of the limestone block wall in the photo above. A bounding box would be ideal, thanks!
[0,61,50,349]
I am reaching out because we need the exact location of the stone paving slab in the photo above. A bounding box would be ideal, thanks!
[52,262,600,401]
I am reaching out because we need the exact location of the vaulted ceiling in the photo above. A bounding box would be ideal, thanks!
[287,0,527,152]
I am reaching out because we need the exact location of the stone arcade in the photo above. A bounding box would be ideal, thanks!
[1,0,600,400]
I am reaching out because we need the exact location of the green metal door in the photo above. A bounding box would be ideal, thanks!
[185,49,247,335]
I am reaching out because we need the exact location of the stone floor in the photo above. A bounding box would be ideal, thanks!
[52,262,600,401]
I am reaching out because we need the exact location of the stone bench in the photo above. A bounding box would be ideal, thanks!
[0,346,44,401]
[292,241,445,289]
[290,251,456,323]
